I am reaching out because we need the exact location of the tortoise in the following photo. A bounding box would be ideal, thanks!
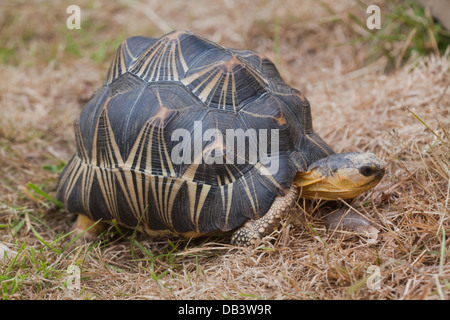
[56,30,386,246]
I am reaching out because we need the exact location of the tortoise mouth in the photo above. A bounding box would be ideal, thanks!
[294,167,385,200]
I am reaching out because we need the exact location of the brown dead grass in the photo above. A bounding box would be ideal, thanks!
[0,0,449,300]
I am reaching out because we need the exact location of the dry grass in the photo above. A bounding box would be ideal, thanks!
[0,0,449,300]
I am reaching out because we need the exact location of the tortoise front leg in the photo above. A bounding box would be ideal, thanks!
[231,185,298,246]
[73,214,106,242]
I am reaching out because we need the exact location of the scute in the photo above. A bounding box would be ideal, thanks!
[181,52,268,112]
[106,36,157,84]
[128,30,220,83]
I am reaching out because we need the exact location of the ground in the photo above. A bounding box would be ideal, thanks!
[0,0,449,300]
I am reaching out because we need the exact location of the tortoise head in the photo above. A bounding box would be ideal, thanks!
[294,152,386,200]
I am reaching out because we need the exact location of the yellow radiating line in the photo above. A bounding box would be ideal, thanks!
[124,122,150,170]
[111,43,123,83]
[217,173,232,227]
[191,68,217,94]
[106,161,120,219]
[134,155,146,215]
[62,157,84,206]
[81,164,95,217]
[123,40,136,60]
[104,111,124,167]
[149,177,160,222]
[187,181,197,227]
[176,37,188,73]
[157,128,167,177]
[240,108,282,119]
[152,41,170,81]
[124,143,147,214]
[183,163,199,182]
[166,178,183,223]
[74,121,88,162]
[230,72,237,112]
[146,47,161,81]
[154,90,176,177]
[157,177,165,224]
[109,171,119,220]
[133,43,155,77]
[195,184,211,231]
[181,63,217,86]
[63,160,93,220]
[198,70,222,103]
[91,97,113,166]
[159,124,175,176]
[220,72,229,110]
[154,92,167,177]
[223,183,233,228]
[64,158,83,198]
[166,44,171,81]
[120,166,141,219]
[112,167,138,220]
[218,174,225,211]
[106,47,118,83]
[131,129,146,214]
[114,46,120,82]
[100,153,115,216]
[240,175,256,213]
[119,43,126,75]
[56,156,77,194]
[144,124,156,176]
[142,174,151,223]
[169,42,178,81]
[135,41,164,78]
[164,177,174,228]
[224,164,236,183]
[96,164,115,220]
[90,118,99,165]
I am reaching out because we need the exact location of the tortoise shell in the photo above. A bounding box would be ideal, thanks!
[56,30,333,237]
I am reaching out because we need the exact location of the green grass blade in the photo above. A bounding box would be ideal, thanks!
[61,220,102,253]
[408,108,450,149]
[25,182,64,209]
[29,221,61,254]
[308,224,327,246]
[4,242,27,275]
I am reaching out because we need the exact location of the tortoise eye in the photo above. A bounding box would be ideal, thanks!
[359,165,376,177]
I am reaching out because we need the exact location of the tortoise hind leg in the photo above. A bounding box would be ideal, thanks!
[73,214,106,242]
[231,185,298,246]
